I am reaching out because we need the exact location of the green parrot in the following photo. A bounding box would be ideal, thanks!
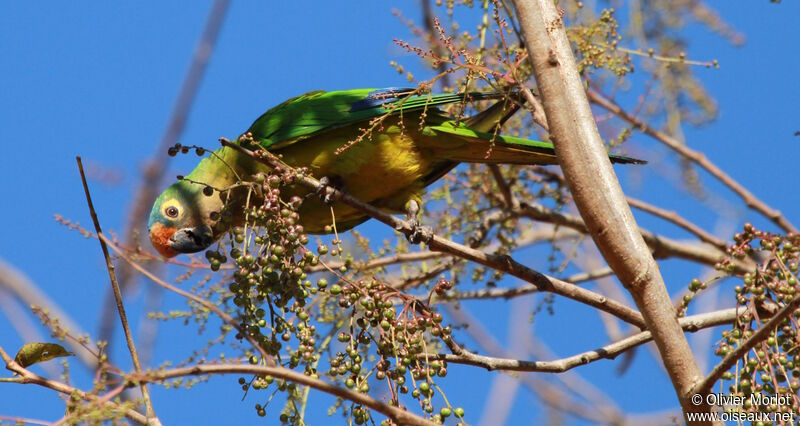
[148,87,643,257]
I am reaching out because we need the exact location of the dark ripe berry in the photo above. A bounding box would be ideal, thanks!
[176,175,184,180]
[167,147,178,156]
[195,147,205,156]
[268,175,281,188]
[181,146,190,154]
[203,186,214,196]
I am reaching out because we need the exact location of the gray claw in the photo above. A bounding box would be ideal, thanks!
[315,176,335,204]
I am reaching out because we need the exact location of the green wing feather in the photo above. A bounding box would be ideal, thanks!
[244,87,644,165]
[246,88,511,150]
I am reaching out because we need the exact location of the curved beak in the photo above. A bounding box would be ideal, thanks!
[168,225,214,254]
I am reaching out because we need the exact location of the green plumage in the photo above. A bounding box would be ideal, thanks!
[148,87,644,257]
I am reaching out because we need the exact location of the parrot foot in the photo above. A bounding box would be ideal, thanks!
[314,176,342,205]
[402,200,433,244]
[407,221,434,244]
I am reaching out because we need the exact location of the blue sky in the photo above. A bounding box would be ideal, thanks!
[1,1,799,425]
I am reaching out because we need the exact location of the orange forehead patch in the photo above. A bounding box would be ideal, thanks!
[149,222,178,258]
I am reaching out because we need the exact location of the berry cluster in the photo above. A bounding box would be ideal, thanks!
[713,224,800,418]
[190,139,465,424]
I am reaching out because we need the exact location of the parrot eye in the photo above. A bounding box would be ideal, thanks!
[165,206,180,218]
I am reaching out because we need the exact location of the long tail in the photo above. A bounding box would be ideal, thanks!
[424,124,646,165]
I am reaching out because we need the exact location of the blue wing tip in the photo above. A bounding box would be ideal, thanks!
[349,87,417,112]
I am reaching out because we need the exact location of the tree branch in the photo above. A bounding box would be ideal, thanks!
[510,0,706,418]
[220,139,646,328]
[136,364,437,426]
[588,89,797,234]
[426,307,740,372]
[77,157,159,424]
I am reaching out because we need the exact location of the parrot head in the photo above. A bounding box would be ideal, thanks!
[148,180,218,258]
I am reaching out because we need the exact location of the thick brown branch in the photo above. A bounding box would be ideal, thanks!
[511,0,705,418]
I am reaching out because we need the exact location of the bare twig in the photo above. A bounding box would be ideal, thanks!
[488,164,519,209]
[76,157,158,424]
[626,196,729,251]
[513,201,753,273]
[440,267,614,301]
[429,307,740,372]
[306,251,444,273]
[588,89,797,234]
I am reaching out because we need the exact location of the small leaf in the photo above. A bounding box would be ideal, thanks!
[14,342,74,368]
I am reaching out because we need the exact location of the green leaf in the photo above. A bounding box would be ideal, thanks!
[14,342,74,368]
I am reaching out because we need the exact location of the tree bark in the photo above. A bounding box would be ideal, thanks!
[510,0,711,421]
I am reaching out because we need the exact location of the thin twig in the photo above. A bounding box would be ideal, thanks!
[429,307,740,373]
[626,197,728,251]
[440,267,614,301]
[76,157,158,424]
[306,251,444,273]
[514,201,754,273]
[588,89,797,234]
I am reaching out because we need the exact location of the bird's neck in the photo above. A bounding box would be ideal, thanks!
[188,145,261,189]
